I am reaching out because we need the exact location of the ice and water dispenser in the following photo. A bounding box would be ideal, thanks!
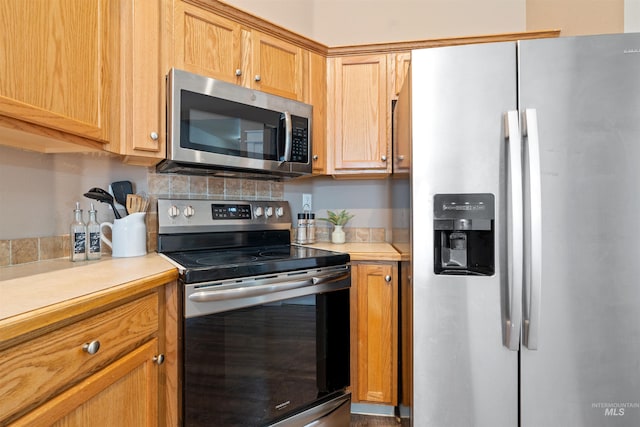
[433,194,495,276]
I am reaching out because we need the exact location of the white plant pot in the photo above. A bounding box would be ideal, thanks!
[331,225,346,244]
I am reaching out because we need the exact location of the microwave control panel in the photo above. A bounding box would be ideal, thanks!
[291,116,309,163]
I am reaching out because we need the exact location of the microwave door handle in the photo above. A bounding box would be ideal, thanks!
[283,111,293,162]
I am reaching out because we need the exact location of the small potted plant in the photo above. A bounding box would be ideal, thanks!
[319,209,354,244]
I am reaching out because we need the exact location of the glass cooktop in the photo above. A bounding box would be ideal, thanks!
[164,244,350,284]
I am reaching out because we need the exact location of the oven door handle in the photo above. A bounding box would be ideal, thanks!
[312,270,350,285]
[189,270,350,303]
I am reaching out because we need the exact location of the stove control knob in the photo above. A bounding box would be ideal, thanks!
[265,206,274,218]
[254,206,263,217]
[168,205,180,218]
[275,207,284,217]
[183,205,195,218]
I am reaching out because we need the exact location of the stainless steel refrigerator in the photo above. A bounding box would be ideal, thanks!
[398,33,640,426]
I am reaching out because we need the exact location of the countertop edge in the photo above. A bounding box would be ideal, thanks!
[299,242,403,262]
[0,260,178,347]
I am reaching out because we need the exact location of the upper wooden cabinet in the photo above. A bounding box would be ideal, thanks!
[393,51,411,98]
[0,0,557,167]
[172,1,308,102]
[0,0,166,164]
[173,1,244,84]
[109,0,167,166]
[0,0,115,151]
[249,30,307,101]
[308,52,327,174]
[393,53,411,175]
[327,54,392,176]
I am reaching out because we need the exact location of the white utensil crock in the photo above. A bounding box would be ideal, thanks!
[100,212,147,257]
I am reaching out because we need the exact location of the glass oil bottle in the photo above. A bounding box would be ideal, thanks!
[87,203,101,260]
[70,202,87,262]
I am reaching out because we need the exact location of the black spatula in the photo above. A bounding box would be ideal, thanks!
[111,180,134,207]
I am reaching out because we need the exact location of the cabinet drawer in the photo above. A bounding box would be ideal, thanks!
[0,292,159,424]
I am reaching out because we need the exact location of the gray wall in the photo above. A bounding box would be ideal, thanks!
[0,146,147,240]
[284,176,393,229]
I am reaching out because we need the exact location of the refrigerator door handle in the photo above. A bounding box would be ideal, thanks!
[522,108,542,350]
[505,110,524,351]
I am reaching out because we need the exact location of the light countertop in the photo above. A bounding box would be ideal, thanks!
[0,254,178,343]
[0,243,405,342]
[299,242,402,261]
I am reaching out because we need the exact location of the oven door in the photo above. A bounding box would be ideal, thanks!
[182,265,351,427]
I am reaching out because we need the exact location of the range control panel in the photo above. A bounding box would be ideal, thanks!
[158,199,292,234]
[212,204,252,220]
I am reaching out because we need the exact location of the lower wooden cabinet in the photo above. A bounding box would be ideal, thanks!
[350,261,398,405]
[10,339,160,427]
[0,282,177,427]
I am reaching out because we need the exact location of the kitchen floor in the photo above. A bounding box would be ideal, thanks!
[350,414,410,426]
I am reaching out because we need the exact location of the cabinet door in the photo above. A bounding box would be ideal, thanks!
[393,51,411,98]
[10,339,160,427]
[351,262,398,405]
[0,292,159,424]
[250,31,307,101]
[113,0,165,165]
[0,0,113,142]
[329,54,391,175]
[308,51,327,174]
[173,1,243,84]
[393,61,411,175]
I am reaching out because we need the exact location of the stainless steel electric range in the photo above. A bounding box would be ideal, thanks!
[157,198,352,427]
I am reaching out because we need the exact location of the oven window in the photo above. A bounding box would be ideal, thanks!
[183,288,350,426]
[180,89,282,161]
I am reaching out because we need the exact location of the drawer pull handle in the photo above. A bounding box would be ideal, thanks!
[82,340,101,355]
[153,354,165,365]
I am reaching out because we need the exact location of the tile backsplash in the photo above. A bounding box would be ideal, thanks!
[0,172,285,267]
[0,168,393,268]
[147,172,284,201]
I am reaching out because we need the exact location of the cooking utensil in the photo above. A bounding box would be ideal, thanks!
[126,194,148,214]
[111,181,134,207]
[84,189,121,219]
[88,187,111,198]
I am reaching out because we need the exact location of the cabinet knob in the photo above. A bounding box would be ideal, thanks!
[254,75,261,82]
[235,69,242,77]
[153,354,165,365]
[385,275,392,283]
[82,340,101,355]
[397,155,405,161]
[313,155,319,161]
[381,155,387,162]
[150,131,159,141]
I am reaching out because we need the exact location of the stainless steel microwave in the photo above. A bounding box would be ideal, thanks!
[157,68,313,179]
